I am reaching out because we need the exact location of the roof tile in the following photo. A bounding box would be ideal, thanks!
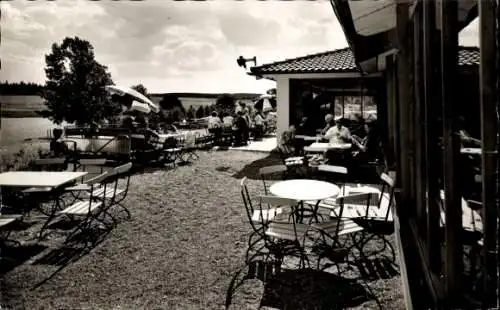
[250,46,479,75]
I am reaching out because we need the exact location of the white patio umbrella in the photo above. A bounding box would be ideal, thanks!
[105,85,160,113]
[262,98,273,112]
[129,100,151,114]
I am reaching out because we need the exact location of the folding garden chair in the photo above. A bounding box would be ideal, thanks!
[276,145,307,177]
[160,136,182,166]
[180,134,200,162]
[72,158,108,182]
[23,158,73,216]
[310,193,369,272]
[65,162,132,224]
[93,162,132,221]
[259,164,287,195]
[0,201,22,249]
[55,171,114,243]
[353,172,396,262]
[316,164,348,195]
[241,177,290,263]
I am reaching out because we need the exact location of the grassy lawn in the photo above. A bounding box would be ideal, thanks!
[1,150,404,309]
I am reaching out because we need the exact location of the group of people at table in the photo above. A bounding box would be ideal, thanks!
[206,102,276,147]
[281,114,382,171]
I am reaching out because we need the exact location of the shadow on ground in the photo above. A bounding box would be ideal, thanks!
[31,227,111,289]
[0,244,47,275]
[260,268,370,310]
[231,152,283,180]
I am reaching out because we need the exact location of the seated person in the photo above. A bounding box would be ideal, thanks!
[351,121,379,161]
[222,112,234,128]
[50,128,69,156]
[233,111,249,146]
[457,116,481,148]
[208,111,222,132]
[320,114,335,135]
[296,116,316,136]
[324,117,351,144]
[253,111,265,140]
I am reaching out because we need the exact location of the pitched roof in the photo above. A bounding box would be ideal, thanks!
[249,46,479,75]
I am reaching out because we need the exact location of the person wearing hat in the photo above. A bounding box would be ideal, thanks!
[324,116,351,144]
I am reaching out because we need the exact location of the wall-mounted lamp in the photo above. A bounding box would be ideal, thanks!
[237,56,257,69]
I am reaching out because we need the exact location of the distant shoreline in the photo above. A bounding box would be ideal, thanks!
[1,111,41,118]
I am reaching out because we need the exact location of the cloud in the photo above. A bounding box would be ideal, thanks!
[0,0,479,94]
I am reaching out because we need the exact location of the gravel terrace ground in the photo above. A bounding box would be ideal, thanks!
[1,150,404,309]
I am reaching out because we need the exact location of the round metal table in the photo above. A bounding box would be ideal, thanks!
[269,179,340,201]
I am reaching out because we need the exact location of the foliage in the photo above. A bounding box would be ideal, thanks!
[195,106,205,119]
[0,144,46,172]
[130,84,150,99]
[186,105,195,119]
[266,88,276,96]
[215,94,235,114]
[39,36,118,126]
[158,94,186,124]
[0,81,44,96]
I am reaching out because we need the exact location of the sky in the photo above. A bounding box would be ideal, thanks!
[1,0,479,94]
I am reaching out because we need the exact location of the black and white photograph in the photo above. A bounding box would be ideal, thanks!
[0,0,497,309]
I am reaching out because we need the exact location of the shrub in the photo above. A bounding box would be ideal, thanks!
[0,144,47,172]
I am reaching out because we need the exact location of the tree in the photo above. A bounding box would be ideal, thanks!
[215,94,235,114]
[40,36,118,126]
[195,106,205,119]
[131,84,150,98]
[266,88,276,96]
[158,94,186,114]
[204,105,212,117]
[186,105,195,119]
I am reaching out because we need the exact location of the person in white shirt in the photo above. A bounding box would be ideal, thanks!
[324,117,351,144]
[208,111,222,130]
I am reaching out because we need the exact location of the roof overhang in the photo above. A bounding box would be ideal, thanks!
[330,0,478,73]
[247,71,383,81]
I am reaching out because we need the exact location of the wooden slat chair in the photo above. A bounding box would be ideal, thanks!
[310,193,368,272]
[258,195,310,269]
[65,162,133,223]
[180,134,200,162]
[72,158,108,182]
[160,136,182,166]
[276,145,306,177]
[241,178,295,263]
[55,171,113,243]
[316,164,348,195]
[353,172,397,261]
[22,158,72,216]
[258,165,287,195]
[93,162,132,221]
[0,201,22,249]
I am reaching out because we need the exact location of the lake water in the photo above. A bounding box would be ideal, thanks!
[0,117,58,152]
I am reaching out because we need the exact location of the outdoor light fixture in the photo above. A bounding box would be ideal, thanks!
[237,56,257,69]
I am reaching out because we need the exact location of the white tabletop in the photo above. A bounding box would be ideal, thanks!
[304,142,352,152]
[269,179,340,201]
[461,148,481,155]
[0,171,88,188]
[295,135,321,141]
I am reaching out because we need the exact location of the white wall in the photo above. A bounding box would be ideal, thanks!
[275,76,290,145]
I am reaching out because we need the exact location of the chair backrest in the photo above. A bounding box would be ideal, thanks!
[259,165,287,176]
[113,162,133,176]
[379,172,396,221]
[78,158,107,166]
[86,171,110,186]
[33,158,67,171]
[240,177,261,234]
[34,158,66,166]
[259,164,287,194]
[317,164,348,194]
[318,164,348,175]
